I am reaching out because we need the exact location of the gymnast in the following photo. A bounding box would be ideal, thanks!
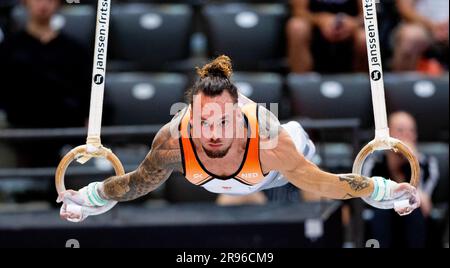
[57,55,420,222]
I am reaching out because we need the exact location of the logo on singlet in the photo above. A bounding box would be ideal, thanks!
[193,173,203,179]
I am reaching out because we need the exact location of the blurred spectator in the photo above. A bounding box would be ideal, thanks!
[0,16,6,44]
[392,0,449,74]
[376,0,402,67]
[0,25,4,44]
[287,0,367,73]
[0,0,15,36]
[0,0,91,167]
[363,111,440,248]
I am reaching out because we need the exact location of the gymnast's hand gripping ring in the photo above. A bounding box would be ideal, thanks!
[55,140,125,222]
[352,137,420,209]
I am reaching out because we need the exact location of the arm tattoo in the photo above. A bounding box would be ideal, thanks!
[101,123,182,202]
[339,174,370,199]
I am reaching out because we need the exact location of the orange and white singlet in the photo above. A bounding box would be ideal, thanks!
[178,103,315,195]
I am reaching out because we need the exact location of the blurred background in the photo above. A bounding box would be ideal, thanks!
[0,0,448,248]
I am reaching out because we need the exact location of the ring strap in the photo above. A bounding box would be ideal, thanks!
[362,0,389,139]
[87,0,112,143]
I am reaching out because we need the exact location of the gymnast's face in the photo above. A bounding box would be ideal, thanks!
[25,0,60,24]
[190,91,244,159]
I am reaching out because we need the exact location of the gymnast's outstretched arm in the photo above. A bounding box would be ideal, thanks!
[98,122,182,202]
[262,128,375,200]
[259,117,419,216]
[58,113,183,221]
[256,105,374,200]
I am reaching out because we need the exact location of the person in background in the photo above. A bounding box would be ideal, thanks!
[363,111,440,248]
[392,0,448,74]
[0,0,91,167]
[287,0,367,73]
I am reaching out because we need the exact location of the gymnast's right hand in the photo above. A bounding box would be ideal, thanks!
[57,182,109,222]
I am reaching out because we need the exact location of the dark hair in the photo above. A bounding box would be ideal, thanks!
[186,55,238,105]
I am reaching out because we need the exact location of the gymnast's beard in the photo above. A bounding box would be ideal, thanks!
[202,144,232,159]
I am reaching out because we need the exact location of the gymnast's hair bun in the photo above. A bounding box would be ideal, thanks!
[197,55,233,79]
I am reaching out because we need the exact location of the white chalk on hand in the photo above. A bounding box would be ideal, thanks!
[394,199,410,210]
[66,203,83,220]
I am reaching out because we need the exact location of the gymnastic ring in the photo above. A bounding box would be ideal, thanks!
[352,137,420,209]
[55,144,125,194]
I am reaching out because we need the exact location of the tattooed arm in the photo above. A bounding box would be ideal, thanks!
[261,126,373,200]
[258,121,421,215]
[98,121,182,202]
[58,112,185,221]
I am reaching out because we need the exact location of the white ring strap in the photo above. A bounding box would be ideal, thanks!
[87,0,112,144]
[362,0,389,139]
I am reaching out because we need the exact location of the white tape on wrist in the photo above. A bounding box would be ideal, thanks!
[375,177,386,201]
[370,177,398,202]
[79,182,108,207]
[370,177,385,201]
[90,182,107,206]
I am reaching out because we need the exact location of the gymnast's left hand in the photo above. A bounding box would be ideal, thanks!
[369,177,421,216]
[390,182,421,216]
